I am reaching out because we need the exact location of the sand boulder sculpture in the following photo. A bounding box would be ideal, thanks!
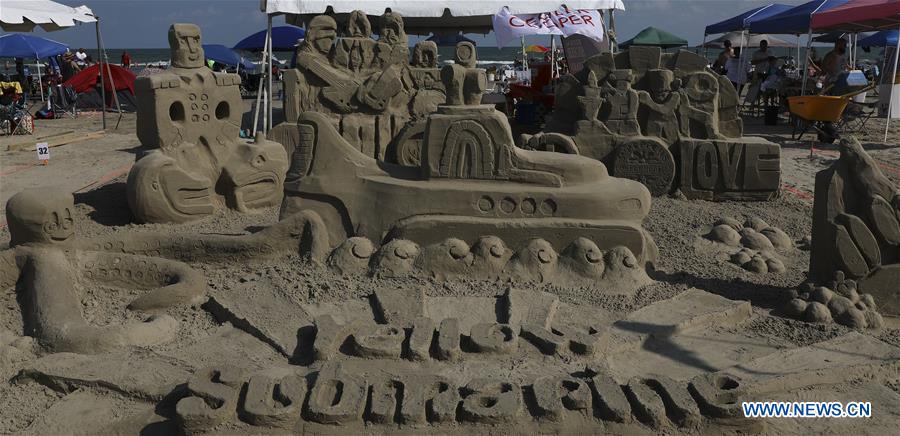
[276,17,659,288]
[127,23,288,223]
[270,12,445,166]
[804,137,900,318]
[532,46,781,199]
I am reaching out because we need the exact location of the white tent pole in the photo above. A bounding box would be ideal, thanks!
[36,58,44,102]
[702,33,708,59]
[885,24,900,143]
[739,30,745,83]
[267,14,273,132]
[251,31,268,137]
[801,28,813,96]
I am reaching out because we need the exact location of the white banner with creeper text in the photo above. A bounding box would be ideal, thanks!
[493,6,605,48]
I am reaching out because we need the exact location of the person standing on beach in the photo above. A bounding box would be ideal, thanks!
[822,38,850,87]
[121,50,132,68]
[712,39,733,75]
[726,47,747,95]
[750,39,770,81]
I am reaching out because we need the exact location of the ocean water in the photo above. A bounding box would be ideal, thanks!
[93,47,528,67]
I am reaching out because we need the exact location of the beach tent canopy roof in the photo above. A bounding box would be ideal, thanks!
[270,1,625,35]
[701,31,795,48]
[811,0,900,32]
[748,0,849,35]
[233,25,306,51]
[704,4,794,35]
[619,27,687,49]
[64,63,136,94]
[1,0,95,32]
[425,33,477,46]
[203,44,256,69]
[858,29,899,46]
[0,33,68,58]
[811,30,854,42]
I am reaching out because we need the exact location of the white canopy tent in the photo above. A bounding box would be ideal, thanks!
[253,1,625,136]
[0,0,95,31]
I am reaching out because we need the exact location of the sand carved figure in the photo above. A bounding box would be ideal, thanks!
[273,11,445,164]
[540,47,780,200]
[0,187,335,353]
[808,137,900,316]
[128,23,288,223]
[0,190,193,353]
[279,38,659,285]
[637,69,681,147]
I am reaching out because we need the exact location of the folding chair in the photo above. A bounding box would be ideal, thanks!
[837,100,877,135]
[52,84,78,119]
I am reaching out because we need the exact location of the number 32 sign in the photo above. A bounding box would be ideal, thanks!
[36,142,49,164]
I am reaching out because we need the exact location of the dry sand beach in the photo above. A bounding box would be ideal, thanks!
[0,101,900,434]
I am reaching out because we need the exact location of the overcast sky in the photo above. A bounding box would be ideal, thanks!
[40,0,809,49]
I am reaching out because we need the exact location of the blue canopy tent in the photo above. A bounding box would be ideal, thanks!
[748,0,849,35]
[0,33,68,101]
[704,4,794,35]
[748,0,852,94]
[425,33,476,47]
[703,4,795,58]
[858,30,898,47]
[233,25,305,51]
[202,44,256,71]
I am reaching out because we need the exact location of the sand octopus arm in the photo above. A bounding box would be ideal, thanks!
[72,210,329,264]
[19,248,177,354]
[74,251,207,311]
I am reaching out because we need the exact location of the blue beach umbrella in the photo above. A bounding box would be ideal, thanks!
[202,44,256,70]
[0,33,68,58]
[233,26,305,52]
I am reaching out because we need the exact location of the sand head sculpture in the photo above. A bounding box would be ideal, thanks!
[6,189,75,247]
[169,23,204,69]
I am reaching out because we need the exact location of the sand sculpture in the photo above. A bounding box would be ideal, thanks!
[127,23,288,223]
[534,46,781,199]
[172,289,758,433]
[807,137,900,317]
[705,216,790,274]
[271,12,446,166]
[0,189,333,353]
[276,15,659,285]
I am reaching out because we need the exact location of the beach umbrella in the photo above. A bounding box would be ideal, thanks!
[526,44,550,53]
[619,27,687,49]
[64,63,136,94]
[0,0,95,32]
[0,33,68,58]
[203,44,256,70]
[233,26,305,51]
